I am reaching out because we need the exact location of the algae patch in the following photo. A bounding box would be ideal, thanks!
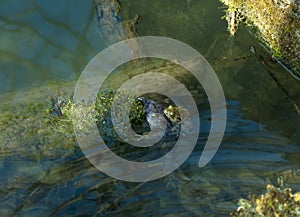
[230,175,300,216]
[0,60,191,160]
[220,0,300,76]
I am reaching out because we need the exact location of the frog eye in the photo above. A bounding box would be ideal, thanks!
[137,96,146,103]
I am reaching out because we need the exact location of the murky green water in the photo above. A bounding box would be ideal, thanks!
[0,0,300,216]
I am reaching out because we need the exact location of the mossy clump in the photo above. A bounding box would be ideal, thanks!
[230,183,300,216]
[220,0,300,76]
[48,89,146,134]
[0,59,187,159]
[0,86,147,160]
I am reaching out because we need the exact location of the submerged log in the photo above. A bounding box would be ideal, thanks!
[0,60,188,160]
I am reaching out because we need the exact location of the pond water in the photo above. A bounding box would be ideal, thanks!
[0,0,300,216]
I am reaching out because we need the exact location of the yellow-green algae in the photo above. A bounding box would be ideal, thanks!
[0,59,189,160]
[230,180,300,216]
[0,88,145,159]
[220,0,300,75]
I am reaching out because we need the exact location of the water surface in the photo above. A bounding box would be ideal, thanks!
[0,0,300,216]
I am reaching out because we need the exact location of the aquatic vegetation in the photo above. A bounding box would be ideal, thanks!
[0,60,190,160]
[230,181,300,216]
[0,87,146,159]
[220,0,300,76]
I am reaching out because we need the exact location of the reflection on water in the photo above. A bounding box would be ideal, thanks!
[0,0,300,216]
[0,0,104,95]
[1,110,299,216]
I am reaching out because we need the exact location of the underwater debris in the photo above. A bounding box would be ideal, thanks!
[94,0,141,44]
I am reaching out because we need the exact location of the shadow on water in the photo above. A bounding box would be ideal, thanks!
[0,0,300,216]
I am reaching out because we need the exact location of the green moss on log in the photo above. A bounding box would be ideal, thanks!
[220,0,300,75]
